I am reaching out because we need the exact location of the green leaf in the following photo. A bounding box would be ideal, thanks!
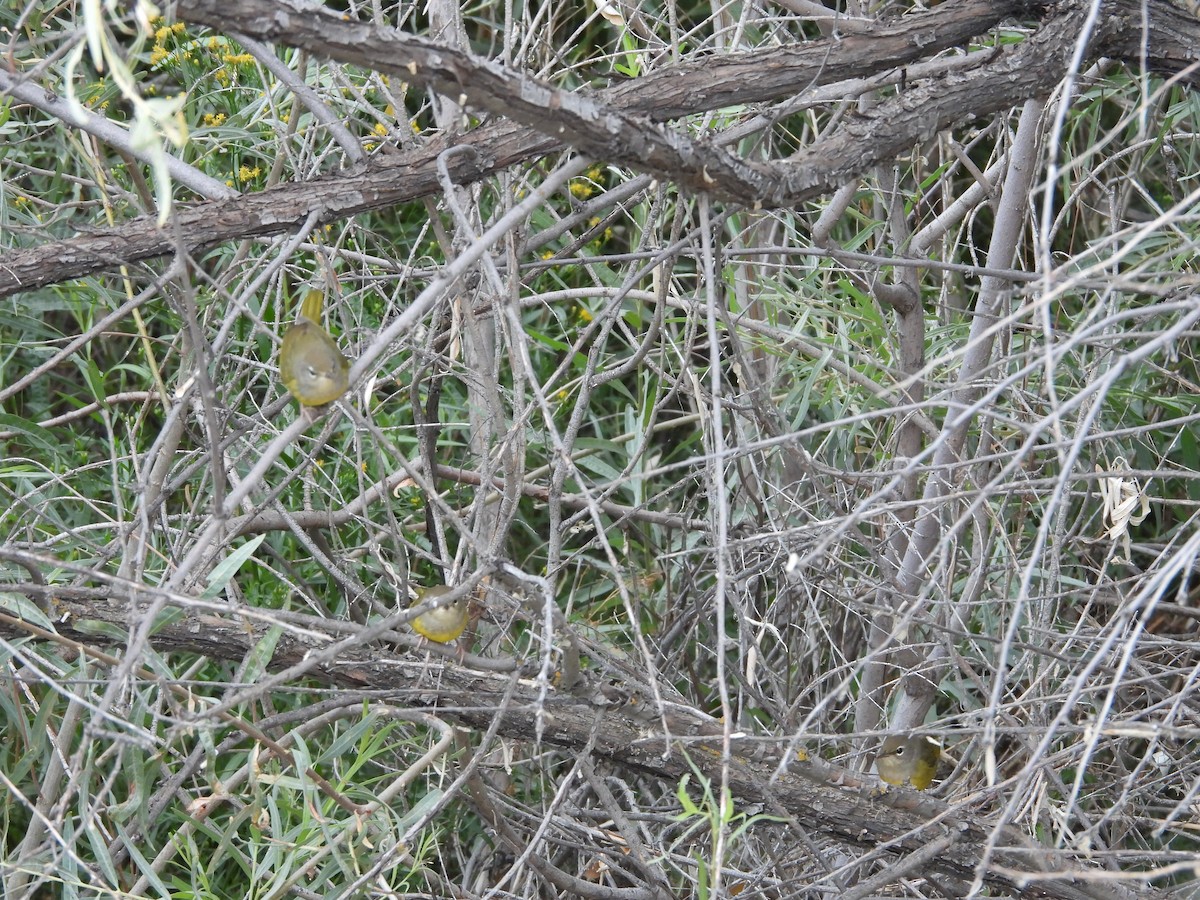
[0,592,54,631]
[200,534,266,600]
[242,625,282,685]
[0,414,61,458]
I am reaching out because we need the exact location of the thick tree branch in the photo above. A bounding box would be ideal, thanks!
[0,586,1162,900]
[0,0,1194,297]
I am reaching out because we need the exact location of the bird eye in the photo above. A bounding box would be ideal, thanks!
[895,746,905,756]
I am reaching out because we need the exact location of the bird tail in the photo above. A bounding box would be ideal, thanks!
[299,290,325,322]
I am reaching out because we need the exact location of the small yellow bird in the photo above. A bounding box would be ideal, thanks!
[279,290,350,407]
[875,734,942,791]
[409,585,469,644]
